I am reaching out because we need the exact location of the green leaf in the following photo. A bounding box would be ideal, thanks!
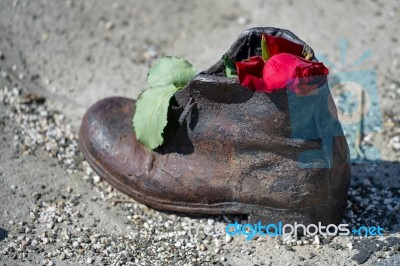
[133,84,179,150]
[261,34,270,61]
[148,56,197,88]
[222,54,237,77]
[134,56,197,150]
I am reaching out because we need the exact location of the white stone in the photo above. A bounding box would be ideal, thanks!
[214,239,222,247]
[347,242,353,250]
[313,235,320,245]
[93,175,101,184]
[225,234,232,243]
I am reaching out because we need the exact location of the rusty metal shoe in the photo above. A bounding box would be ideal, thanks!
[79,27,351,225]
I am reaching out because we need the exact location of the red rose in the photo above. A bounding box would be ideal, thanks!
[235,56,267,92]
[263,53,329,95]
[235,34,329,95]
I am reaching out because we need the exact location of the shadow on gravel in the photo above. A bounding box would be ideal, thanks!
[0,228,8,241]
[350,161,400,233]
[349,161,400,264]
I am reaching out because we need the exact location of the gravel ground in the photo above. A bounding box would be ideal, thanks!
[1,0,400,265]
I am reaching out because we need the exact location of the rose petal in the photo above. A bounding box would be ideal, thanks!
[263,34,304,57]
[235,56,267,92]
[263,53,329,94]
[241,75,267,92]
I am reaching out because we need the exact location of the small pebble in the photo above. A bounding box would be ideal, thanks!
[93,175,101,184]
[143,222,150,229]
[214,239,222,247]
[225,234,232,243]
[46,223,54,229]
[199,244,207,251]
[313,235,320,245]
[363,178,371,186]
[347,242,353,250]
[21,239,30,247]
[104,21,114,30]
